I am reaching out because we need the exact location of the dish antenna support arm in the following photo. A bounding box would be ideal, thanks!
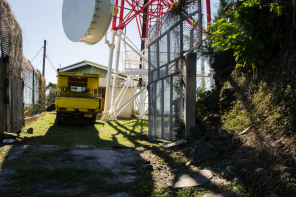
[102,0,126,120]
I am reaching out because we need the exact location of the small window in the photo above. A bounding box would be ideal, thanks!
[70,86,86,93]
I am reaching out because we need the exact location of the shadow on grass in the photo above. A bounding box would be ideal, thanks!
[105,121,237,196]
[0,114,246,196]
[19,116,149,148]
[0,115,156,196]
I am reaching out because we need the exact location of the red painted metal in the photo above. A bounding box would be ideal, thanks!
[114,0,173,37]
[113,0,202,44]
[206,0,211,26]
[118,0,125,29]
[111,0,119,30]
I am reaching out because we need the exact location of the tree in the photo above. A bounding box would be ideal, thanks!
[210,0,294,71]
[46,82,57,105]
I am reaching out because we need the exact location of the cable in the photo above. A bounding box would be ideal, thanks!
[44,40,58,72]
[46,52,57,71]
[31,46,43,63]
[36,59,43,68]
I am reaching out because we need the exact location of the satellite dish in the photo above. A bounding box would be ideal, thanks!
[62,0,113,45]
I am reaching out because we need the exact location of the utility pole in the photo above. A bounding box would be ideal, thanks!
[42,40,46,76]
[42,40,47,112]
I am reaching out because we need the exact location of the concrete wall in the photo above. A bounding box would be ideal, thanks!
[110,86,134,117]
[99,78,106,87]
[100,77,134,118]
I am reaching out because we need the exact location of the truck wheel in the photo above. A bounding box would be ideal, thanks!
[56,112,62,125]
[89,116,96,126]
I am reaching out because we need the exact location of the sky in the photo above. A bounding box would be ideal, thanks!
[7,0,220,84]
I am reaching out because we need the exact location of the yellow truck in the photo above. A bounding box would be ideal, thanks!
[55,72,103,125]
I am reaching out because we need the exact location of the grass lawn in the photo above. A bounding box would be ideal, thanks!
[21,113,151,149]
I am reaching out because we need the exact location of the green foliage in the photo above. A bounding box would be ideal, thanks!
[213,0,237,21]
[222,68,296,136]
[222,100,252,133]
[169,0,192,15]
[46,82,57,105]
[193,87,220,138]
[195,87,212,131]
[208,1,296,194]
[210,0,294,67]
[24,105,34,116]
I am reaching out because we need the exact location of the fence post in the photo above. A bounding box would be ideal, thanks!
[32,70,35,114]
[0,59,3,133]
[184,53,196,140]
[4,58,10,133]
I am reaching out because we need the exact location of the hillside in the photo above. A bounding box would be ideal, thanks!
[198,0,296,195]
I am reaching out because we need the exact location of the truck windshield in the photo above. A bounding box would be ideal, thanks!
[70,86,86,93]
[67,76,87,93]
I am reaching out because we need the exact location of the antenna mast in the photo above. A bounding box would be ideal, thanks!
[42,40,46,76]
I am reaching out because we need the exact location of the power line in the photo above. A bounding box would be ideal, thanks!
[46,52,57,71]
[36,59,43,68]
[31,46,43,63]
[44,40,58,72]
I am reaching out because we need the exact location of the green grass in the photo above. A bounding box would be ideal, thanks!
[20,113,150,148]
[0,114,253,197]
[81,155,96,161]
[1,167,104,196]
[0,145,12,165]
[6,149,76,168]
[99,169,114,178]
[14,167,93,185]
[0,167,94,196]
[30,149,67,161]
[1,112,161,196]
[7,113,251,197]
[0,166,151,197]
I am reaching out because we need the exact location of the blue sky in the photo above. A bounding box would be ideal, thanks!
[7,0,220,84]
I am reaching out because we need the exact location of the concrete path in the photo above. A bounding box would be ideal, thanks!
[0,145,144,196]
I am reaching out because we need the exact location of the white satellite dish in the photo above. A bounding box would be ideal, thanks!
[62,0,113,45]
